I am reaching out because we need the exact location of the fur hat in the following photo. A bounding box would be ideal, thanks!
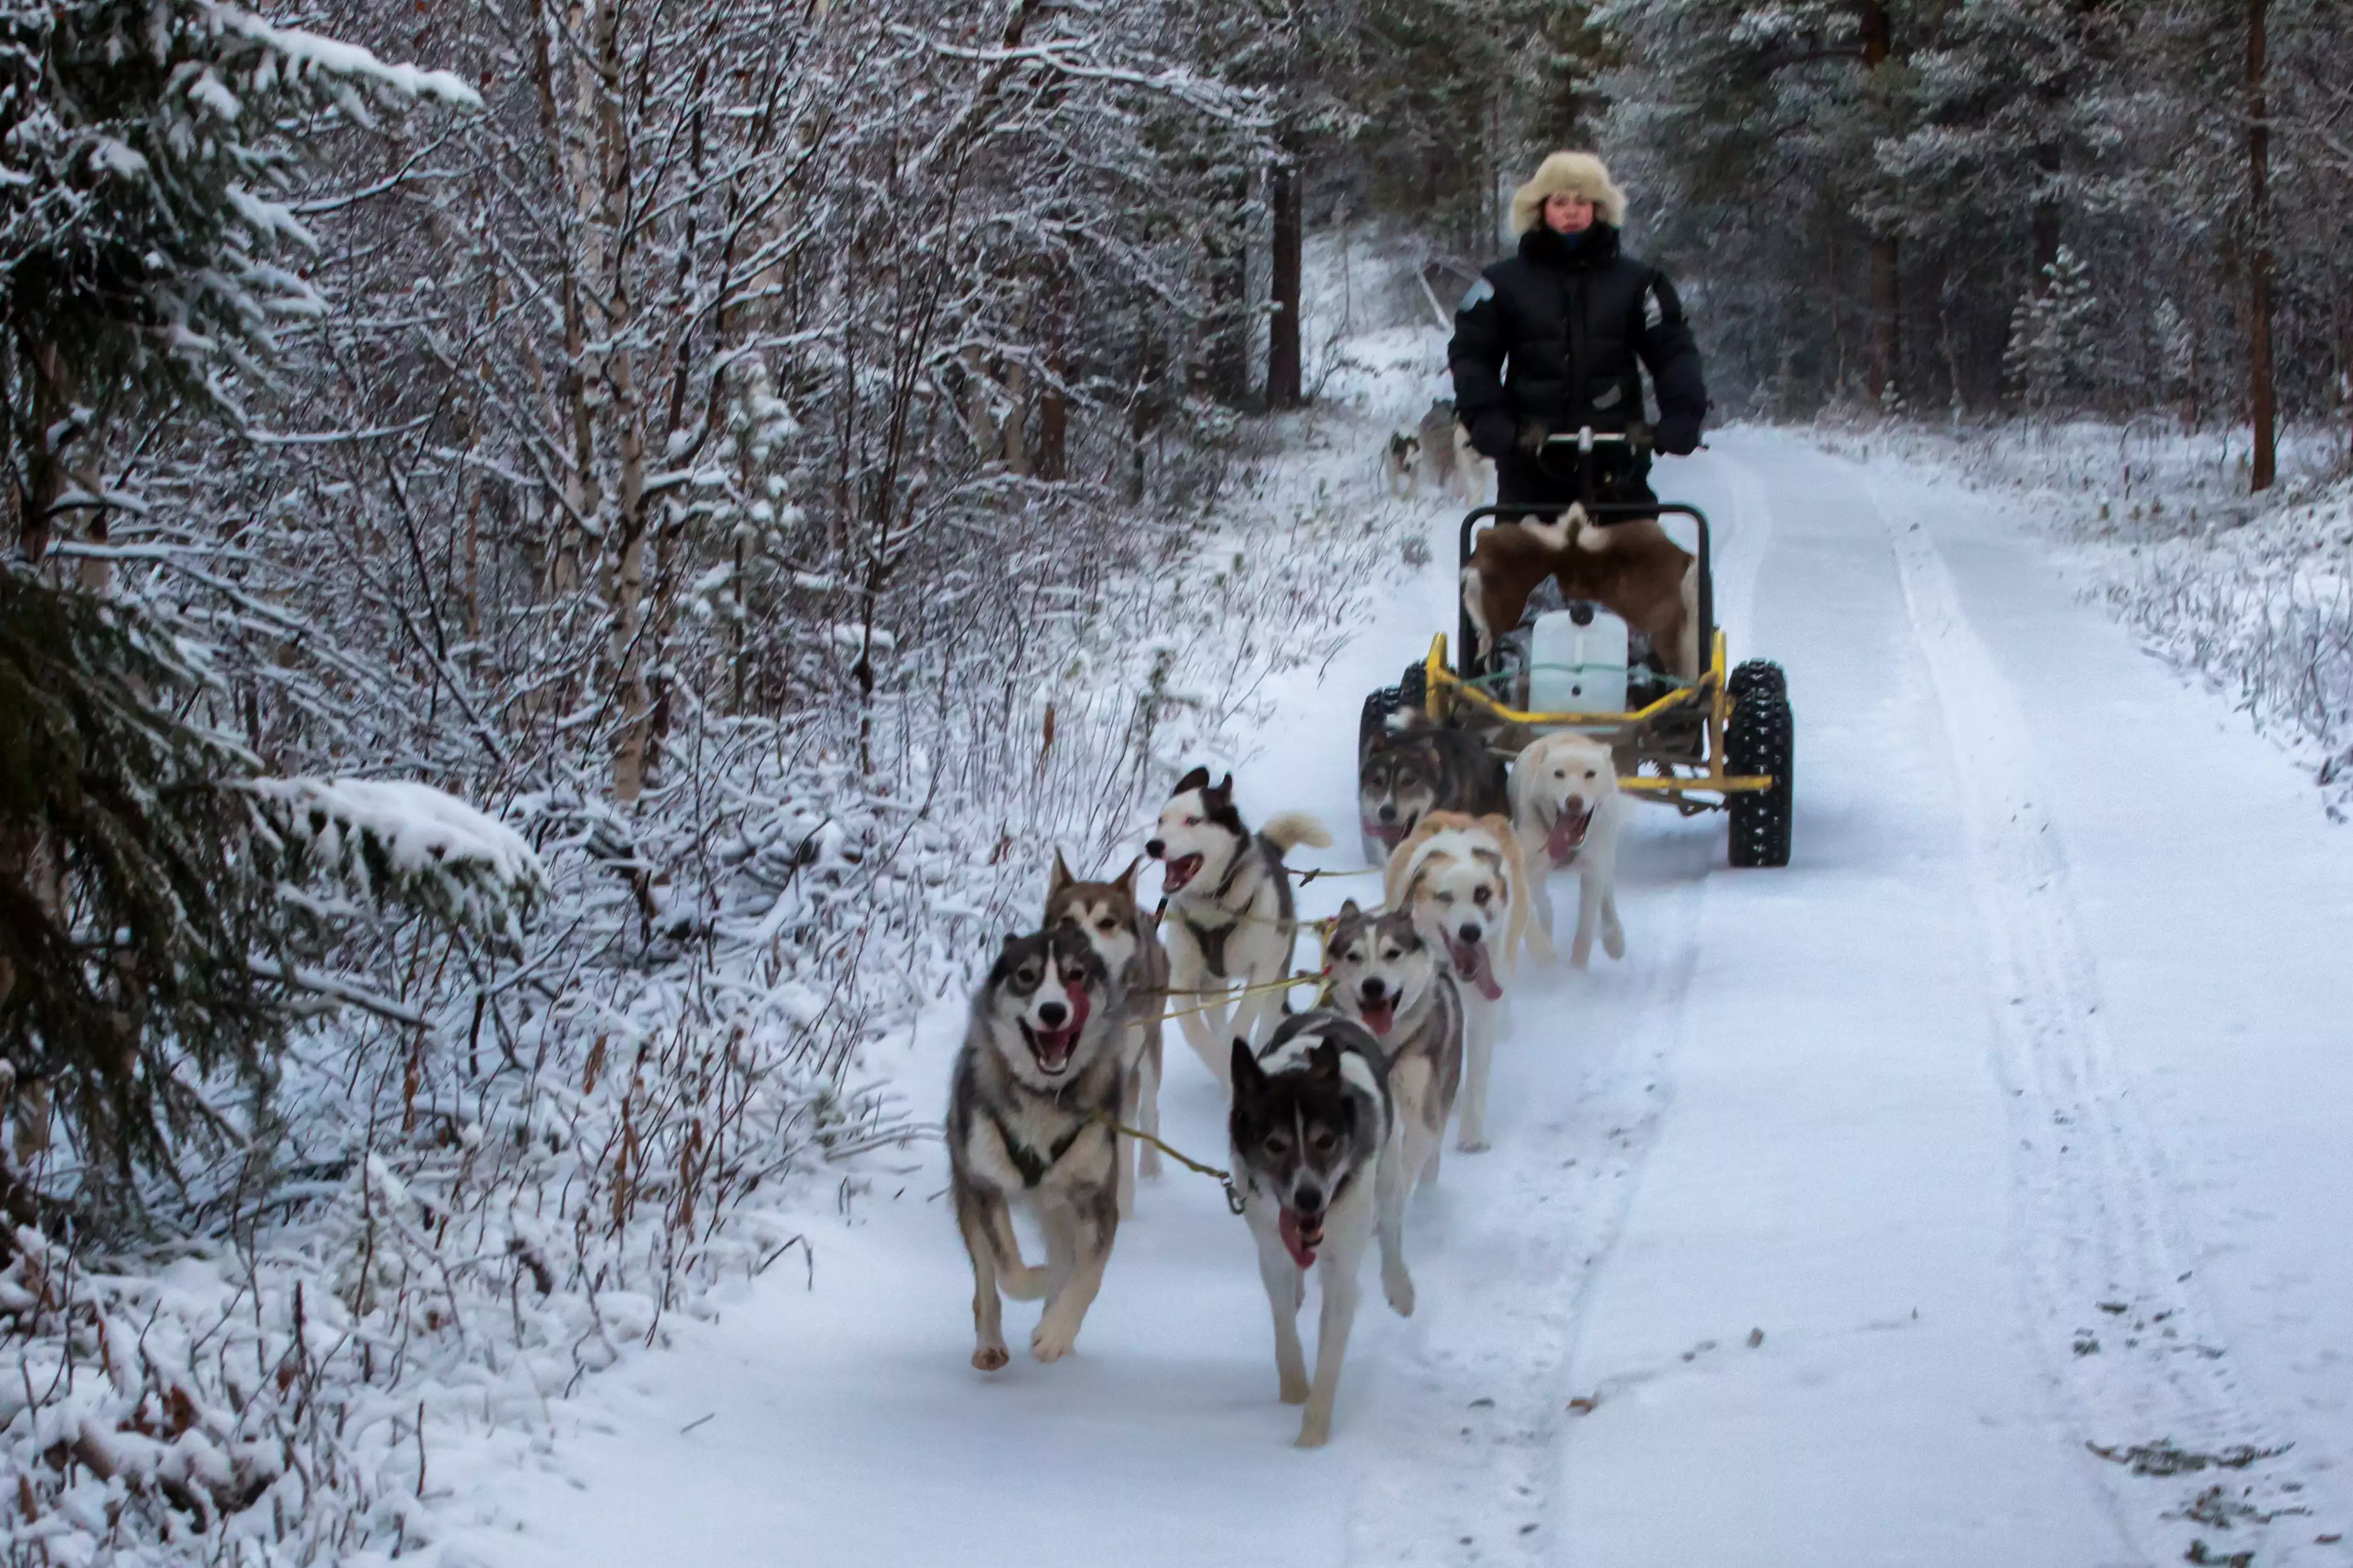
[1509,151,1627,236]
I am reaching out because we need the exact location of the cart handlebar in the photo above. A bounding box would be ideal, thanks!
[1538,424,1651,456]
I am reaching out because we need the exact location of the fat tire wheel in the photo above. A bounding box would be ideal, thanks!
[1398,660,1428,720]
[1360,684,1401,760]
[1725,659,1793,868]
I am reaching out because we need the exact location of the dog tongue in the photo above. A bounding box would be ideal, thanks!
[1359,997,1397,1037]
[1547,806,1594,866]
[1279,1208,1318,1270]
[1450,938,1503,1002]
[1162,854,1201,894]
[1362,820,1403,848]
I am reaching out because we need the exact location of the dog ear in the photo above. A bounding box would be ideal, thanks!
[1230,1038,1263,1092]
[1175,765,1210,794]
[1201,772,1233,804]
[1047,848,1073,899]
[1114,857,1141,896]
[1309,1037,1342,1079]
[1338,898,1360,922]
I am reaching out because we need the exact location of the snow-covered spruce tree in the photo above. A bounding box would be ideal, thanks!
[0,569,285,1229]
[0,0,478,562]
[0,2,482,1231]
[2002,244,2097,415]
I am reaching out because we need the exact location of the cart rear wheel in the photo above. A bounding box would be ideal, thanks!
[1398,660,1427,721]
[1360,685,1400,760]
[1725,660,1793,868]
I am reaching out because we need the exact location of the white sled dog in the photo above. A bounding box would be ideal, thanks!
[1044,852,1167,1215]
[1509,730,1628,969]
[947,926,1128,1369]
[1147,767,1333,1091]
[1323,900,1462,1193]
[1386,811,1548,1151]
[1229,1014,1414,1447]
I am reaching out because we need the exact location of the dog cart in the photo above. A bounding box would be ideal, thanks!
[1359,429,1794,867]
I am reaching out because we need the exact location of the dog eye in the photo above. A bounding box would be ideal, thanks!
[1474,886,1492,904]
[1264,1135,1291,1157]
[1096,918,1117,933]
[1184,815,1200,827]
[1437,891,1454,903]
[1308,1130,1338,1154]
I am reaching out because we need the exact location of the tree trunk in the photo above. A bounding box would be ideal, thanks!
[2246,0,2276,492]
[1861,1,1899,407]
[1267,140,1303,410]
[1203,173,1250,403]
[19,341,70,564]
[595,0,652,802]
[1004,299,1032,476]
[2031,146,2062,287]
[1869,238,1901,407]
[1037,282,1068,481]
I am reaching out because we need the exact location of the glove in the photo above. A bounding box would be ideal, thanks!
[1655,410,1702,456]
[1514,417,1551,456]
[1468,410,1514,461]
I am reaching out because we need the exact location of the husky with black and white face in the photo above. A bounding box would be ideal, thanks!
[946,926,1127,1373]
[1145,766,1332,1092]
[1228,1013,1414,1448]
[1044,852,1167,1215]
[1509,730,1628,969]
[1323,901,1462,1195]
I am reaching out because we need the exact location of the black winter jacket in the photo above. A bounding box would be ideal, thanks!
[1448,224,1707,441]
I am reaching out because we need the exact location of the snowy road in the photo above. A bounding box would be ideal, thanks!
[454,429,2353,1568]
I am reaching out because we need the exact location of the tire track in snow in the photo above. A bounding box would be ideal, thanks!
[1867,469,2315,1565]
[1336,452,1777,1565]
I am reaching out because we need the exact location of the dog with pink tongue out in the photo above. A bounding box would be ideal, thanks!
[1228,1012,1414,1448]
[1323,901,1462,1195]
[1384,811,1549,1152]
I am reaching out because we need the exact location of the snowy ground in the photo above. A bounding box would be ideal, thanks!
[431,419,2353,1565]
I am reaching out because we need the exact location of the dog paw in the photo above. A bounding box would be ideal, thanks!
[973,1344,1010,1372]
[1603,930,1626,961]
[1295,1413,1333,1449]
[1138,1149,1163,1178]
[1279,1373,1311,1406]
[1456,1134,1491,1153]
[1383,1267,1416,1317]
[1030,1320,1078,1363]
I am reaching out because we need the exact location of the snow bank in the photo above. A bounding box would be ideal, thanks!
[1816,418,2353,814]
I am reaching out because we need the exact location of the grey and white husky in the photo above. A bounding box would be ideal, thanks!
[1044,851,1167,1215]
[1358,718,1510,864]
[1323,900,1462,1193]
[1229,1013,1415,1448]
[1146,767,1332,1091]
[947,926,1127,1371]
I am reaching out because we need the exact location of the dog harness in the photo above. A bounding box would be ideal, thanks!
[1174,839,1278,979]
[990,1112,1088,1189]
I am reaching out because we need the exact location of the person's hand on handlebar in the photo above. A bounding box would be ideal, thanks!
[1654,411,1702,456]
[1468,410,1515,461]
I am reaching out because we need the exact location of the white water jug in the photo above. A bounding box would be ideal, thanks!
[1526,603,1629,715]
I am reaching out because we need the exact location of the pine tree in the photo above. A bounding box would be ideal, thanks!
[0,0,480,1234]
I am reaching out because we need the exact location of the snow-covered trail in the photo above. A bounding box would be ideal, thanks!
[452,429,2353,1568]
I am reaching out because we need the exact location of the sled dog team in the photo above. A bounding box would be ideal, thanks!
[948,738,1629,1447]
